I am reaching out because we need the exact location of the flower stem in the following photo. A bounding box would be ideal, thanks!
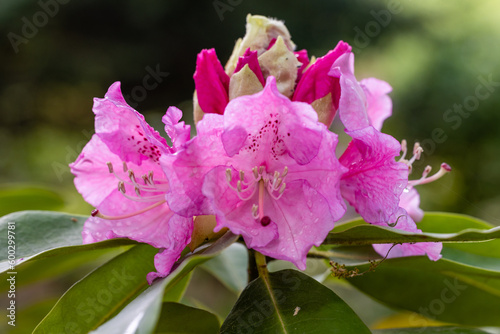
[254,250,269,278]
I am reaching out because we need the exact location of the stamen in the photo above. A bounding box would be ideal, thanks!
[91,200,167,220]
[279,182,286,194]
[237,180,242,192]
[252,167,259,179]
[274,177,282,189]
[252,204,259,219]
[399,140,408,161]
[122,162,128,172]
[409,163,451,187]
[239,170,245,181]
[135,187,141,196]
[282,166,288,178]
[408,143,423,165]
[107,162,114,173]
[148,171,154,185]
[128,170,136,183]
[118,181,126,193]
[226,168,232,183]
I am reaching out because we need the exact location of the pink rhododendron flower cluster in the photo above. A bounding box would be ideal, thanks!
[71,14,449,283]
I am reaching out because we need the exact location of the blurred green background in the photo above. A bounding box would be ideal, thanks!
[2,0,500,223]
[1,0,500,332]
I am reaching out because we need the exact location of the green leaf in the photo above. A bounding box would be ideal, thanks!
[339,213,500,327]
[220,269,370,333]
[0,210,136,274]
[89,232,239,334]
[326,212,500,246]
[201,243,248,294]
[0,186,64,216]
[154,302,220,334]
[0,245,131,292]
[372,327,490,333]
[33,243,158,334]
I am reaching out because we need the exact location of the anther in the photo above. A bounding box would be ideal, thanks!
[259,166,264,175]
[279,182,286,194]
[128,170,136,183]
[237,180,242,192]
[282,166,288,178]
[252,167,259,179]
[275,177,282,189]
[148,171,154,184]
[107,162,114,173]
[252,204,259,219]
[239,170,245,181]
[91,209,99,217]
[122,162,128,172]
[135,187,141,196]
[118,181,126,193]
[226,168,232,183]
[142,174,150,185]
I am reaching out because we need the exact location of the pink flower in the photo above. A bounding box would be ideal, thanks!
[329,51,408,225]
[372,208,443,261]
[162,77,346,269]
[193,15,352,127]
[329,51,449,261]
[70,82,193,283]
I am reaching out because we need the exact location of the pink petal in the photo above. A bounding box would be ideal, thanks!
[93,82,170,165]
[329,52,371,131]
[193,49,230,115]
[292,41,351,123]
[373,208,442,261]
[340,126,408,225]
[161,114,229,217]
[162,106,191,150]
[284,129,347,221]
[400,187,424,222]
[360,78,392,131]
[221,76,324,166]
[82,185,191,246]
[70,134,164,207]
[234,48,265,86]
[254,180,336,270]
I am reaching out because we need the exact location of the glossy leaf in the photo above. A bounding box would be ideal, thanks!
[326,212,500,245]
[33,244,158,334]
[154,302,220,334]
[89,232,239,334]
[0,210,136,274]
[220,269,371,333]
[201,243,248,293]
[339,213,500,326]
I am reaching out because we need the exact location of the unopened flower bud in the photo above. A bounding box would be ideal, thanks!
[225,14,295,76]
[258,36,301,98]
